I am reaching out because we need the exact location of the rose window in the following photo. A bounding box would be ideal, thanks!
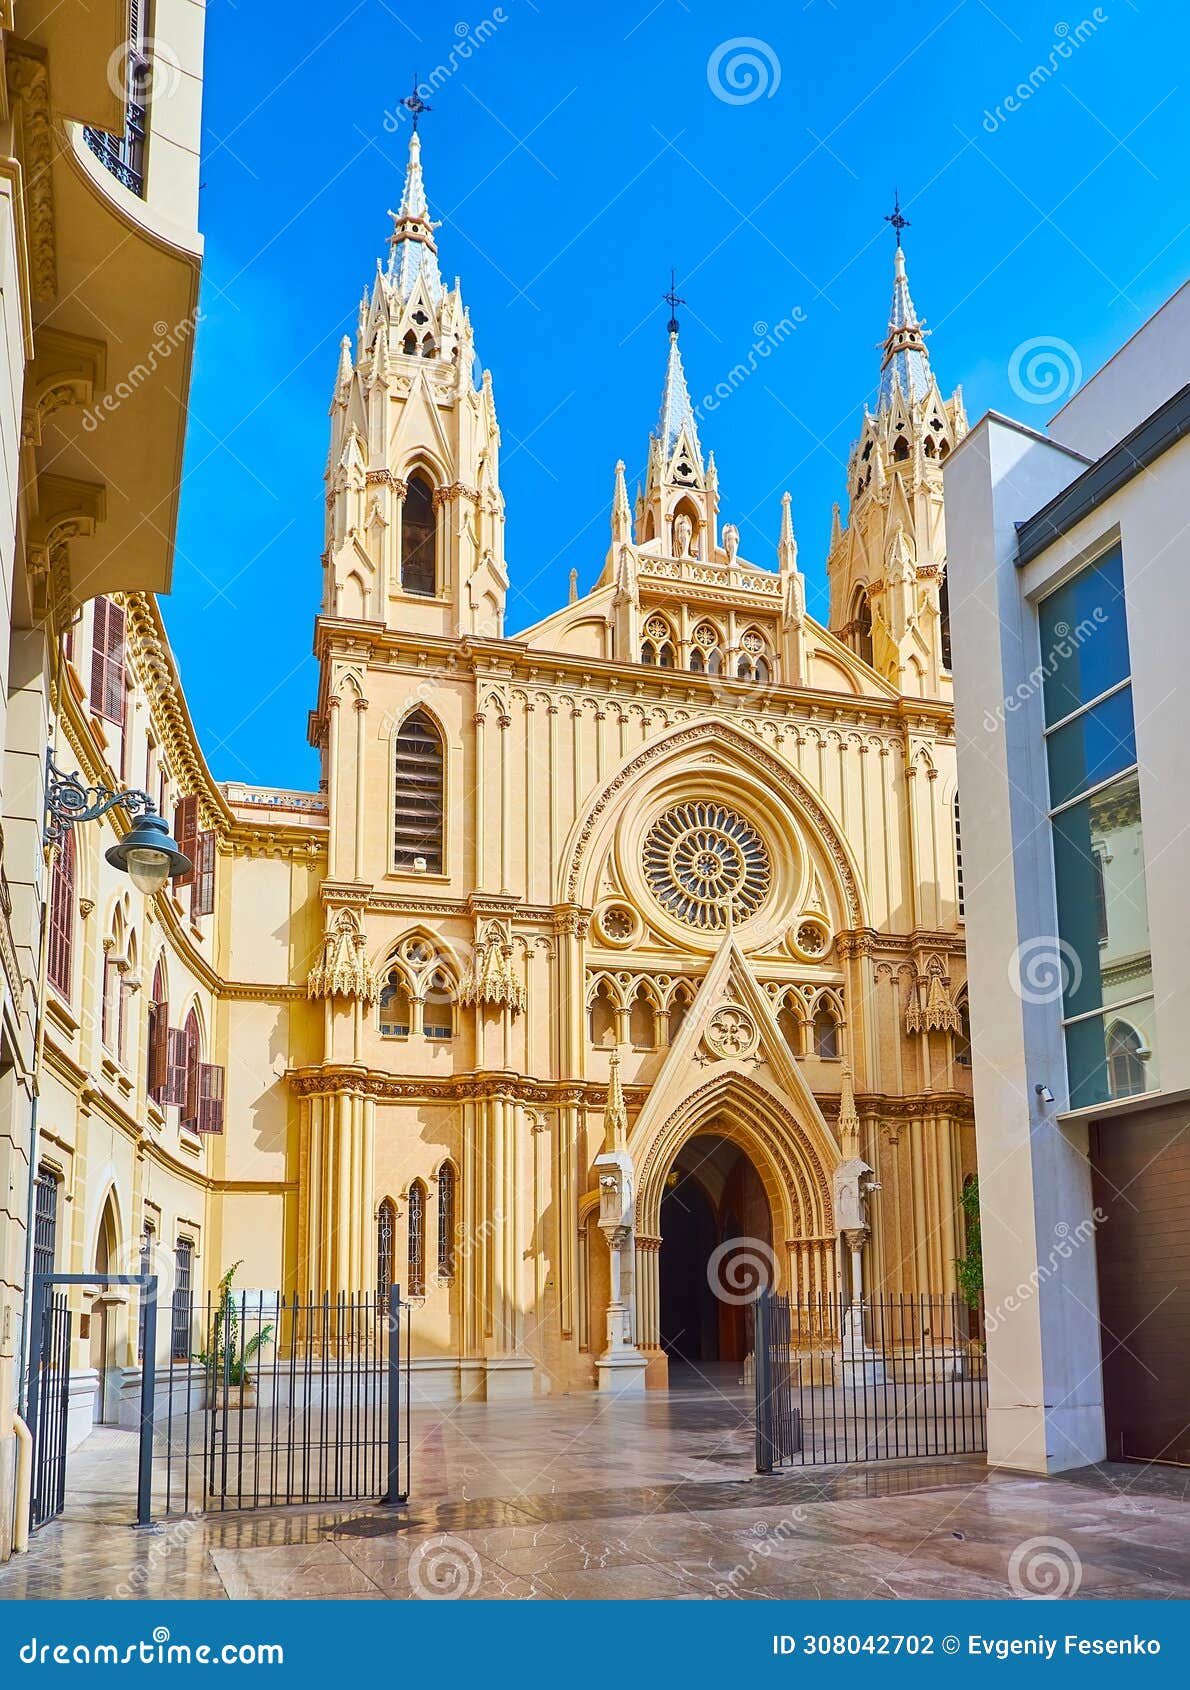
[642,803,772,931]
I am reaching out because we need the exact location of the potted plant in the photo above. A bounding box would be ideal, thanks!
[195,1261,274,1409]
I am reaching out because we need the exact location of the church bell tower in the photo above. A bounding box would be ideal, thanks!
[323,123,507,641]
[826,204,966,696]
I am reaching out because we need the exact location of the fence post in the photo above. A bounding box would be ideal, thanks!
[380,1284,406,1505]
[135,1274,158,1527]
[755,1287,774,1474]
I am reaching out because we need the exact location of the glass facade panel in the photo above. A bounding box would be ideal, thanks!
[1065,999,1159,1112]
[1045,687,1136,809]
[1052,774,1152,1021]
[1040,548,1158,1107]
[1039,547,1129,727]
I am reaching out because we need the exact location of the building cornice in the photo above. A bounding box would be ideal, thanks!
[312,618,955,736]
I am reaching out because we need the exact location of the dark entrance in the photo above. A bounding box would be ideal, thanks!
[659,1133,773,1371]
[1091,1104,1190,1466]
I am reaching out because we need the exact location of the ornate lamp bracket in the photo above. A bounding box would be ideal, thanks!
[44,752,154,847]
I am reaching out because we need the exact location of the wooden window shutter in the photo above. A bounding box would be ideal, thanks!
[163,1028,187,1106]
[101,600,125,723]
[197,1064,225,1134]
[173,795,198,888]
[183,1046,199,1127]
[90,597,108,714]
[147,1002,169,1098]
[193,830,216,917]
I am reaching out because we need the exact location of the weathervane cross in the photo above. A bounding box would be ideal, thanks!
[401,72,432,131]
[885,190,910,247]
[663,268,686,335]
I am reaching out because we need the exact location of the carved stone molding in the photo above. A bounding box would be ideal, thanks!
[5,42,57,300]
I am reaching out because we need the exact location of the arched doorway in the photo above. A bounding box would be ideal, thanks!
[90,1194,122,1425]
[658,1131,773,1376]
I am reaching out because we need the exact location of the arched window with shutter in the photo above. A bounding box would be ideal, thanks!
[393,710,444,872]
[437,1163,456,1280]
[407,1181,426,1295]
[47,830,75,997]
[401,472,437,596]
[147,958,168,1102]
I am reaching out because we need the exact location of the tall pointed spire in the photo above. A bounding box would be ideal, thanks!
[878,241,931,411]
[387,130,443,303]
[778,491,798,573]
[611,459,632,545]
[655,329,702,464]
[602,1047,628,1152]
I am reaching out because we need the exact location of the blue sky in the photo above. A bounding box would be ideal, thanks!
[171,0,1190,789]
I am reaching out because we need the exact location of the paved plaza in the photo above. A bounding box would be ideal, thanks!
[2,1375,1189,1601]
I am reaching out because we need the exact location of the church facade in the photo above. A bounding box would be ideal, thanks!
[33,131,973,1412]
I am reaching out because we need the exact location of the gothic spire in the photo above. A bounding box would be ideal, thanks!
[878,241,931,411]
[602,1047,628,1153]
[386,130,443,303]
[652,328,704,481]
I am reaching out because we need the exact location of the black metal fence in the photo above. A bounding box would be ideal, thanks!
[755,1290,987,1472]
[156,1287,411,1514]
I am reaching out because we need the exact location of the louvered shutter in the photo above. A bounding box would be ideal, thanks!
[182,1034,200,1129]
[147,1002,169,1098]
[173,795,198,889]
[163,1028,188,1106]
[193,831,216,917]
[103,600,126,722]
[197,1064,225,1134]
[90,598,108,714]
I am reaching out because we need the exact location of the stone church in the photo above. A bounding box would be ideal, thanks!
[36,130,973,1409]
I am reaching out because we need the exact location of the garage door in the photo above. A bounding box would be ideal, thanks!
[1091,1104,1190,1466]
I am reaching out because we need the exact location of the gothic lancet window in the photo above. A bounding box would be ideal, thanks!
[401,473,437,596]
[812,1004,840,1059]
[588,980,616,1047]
[379,974,413,1038]
[939,568,952,670]
[393,711,444,872]
[690,622,722,675]
[852,589,874,667]
[437,1163,456,1280]
[377,1199,395,1309]
[640,614,675,667]
[407,1181,426,1296]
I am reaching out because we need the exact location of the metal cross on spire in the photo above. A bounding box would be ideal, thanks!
[885,190,910,247]
[663,269,686,335]
[401,72,432,131]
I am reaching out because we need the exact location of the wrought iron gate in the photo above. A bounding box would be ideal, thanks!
[26,1271,158,1530]
[155,1286,411,1515]
[755,1289,987,1472]
[24,1276,410,1531]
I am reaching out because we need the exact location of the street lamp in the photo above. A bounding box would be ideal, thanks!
[44,754,193,886]
[20,755,194,1420]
